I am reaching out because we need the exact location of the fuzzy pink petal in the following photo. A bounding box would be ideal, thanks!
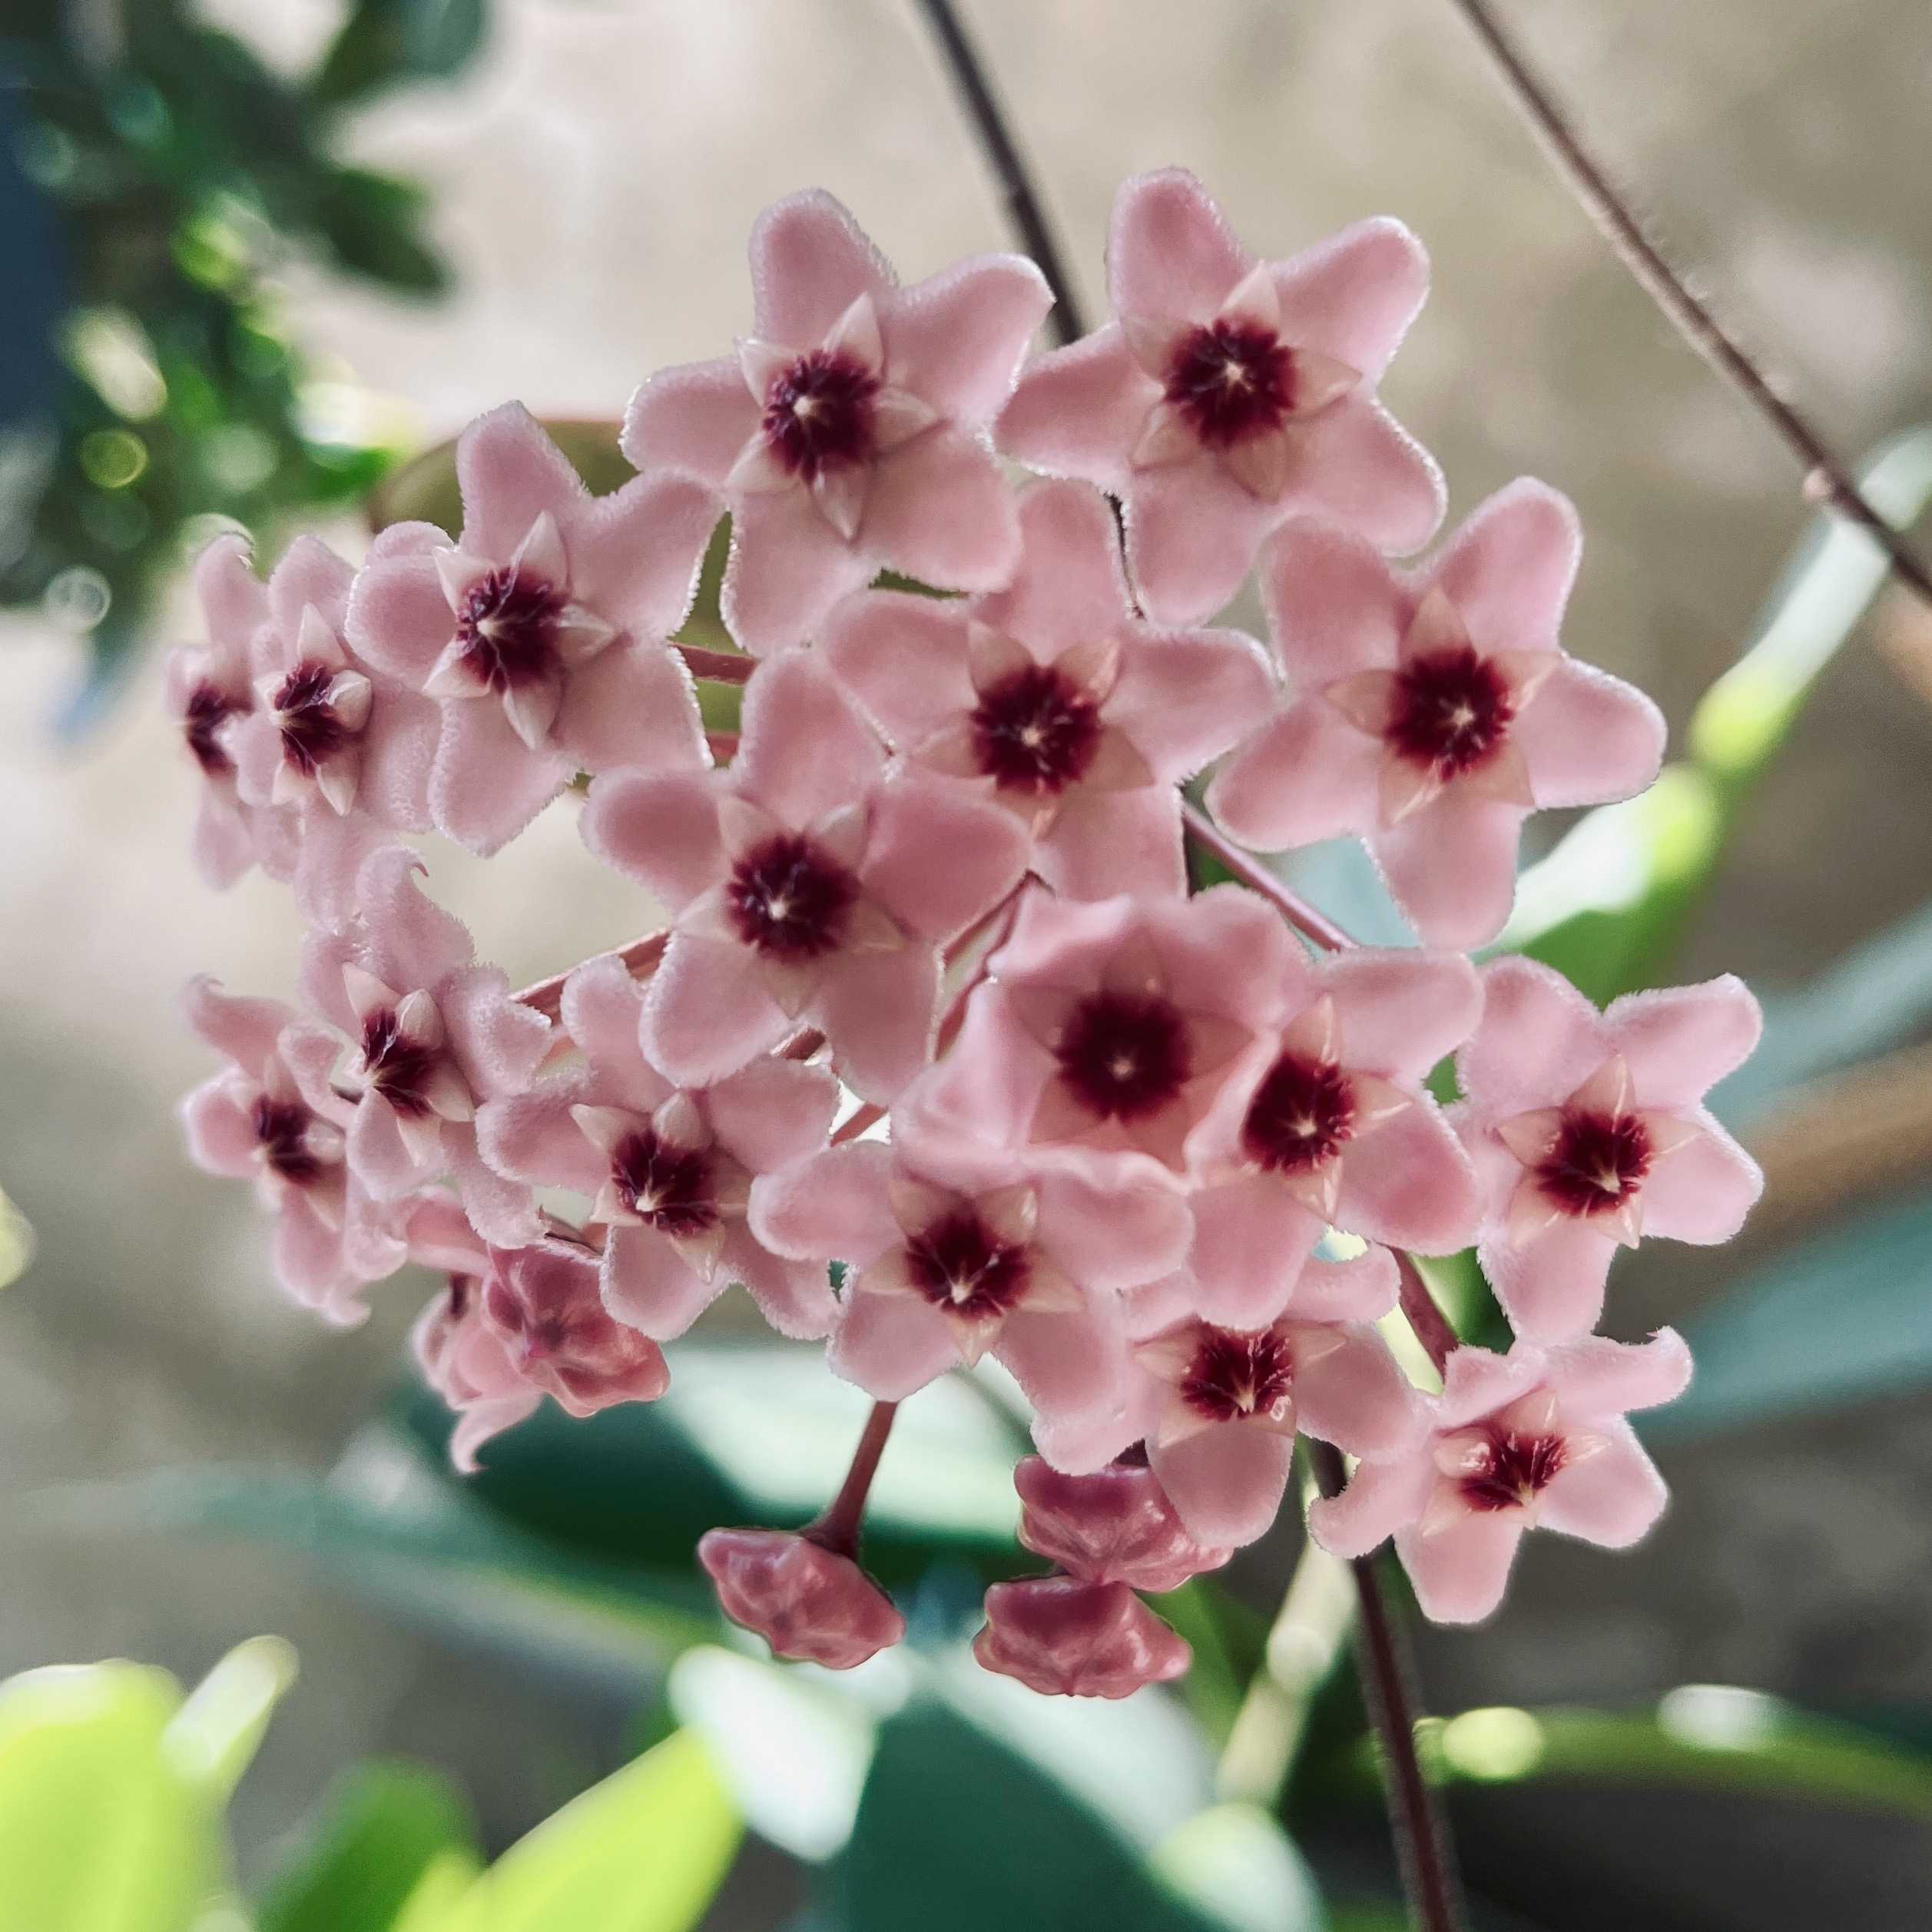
[476,1089,603,1192]
[814,946,943,1105]
[228,711,281,808]
[1284,1246,1401,1326]
[733,648,885,824]
[1546,1327,1692,1417]
[441,966,551,1099]
[449,1131,539,1245]
[1460,956,1610,1120]
[180,1080,260,1178]
[1205,699,1382,850]
[1334,1102,1481,1254]
[1517,661,1666,809]
[704,1056,840,1172]
[356,846,472,989]
[749,189,893,345]
[1272,216,1430,379]
[859,779,1029,943]
[1639,1122,1764,1244]
[1397,1512,1524,1624]
[828,1286,959,1400]
[1477,1219,1616,1344]
[866,429,1022,594]
[1294,1324,1421,1459]
[357,689,439,831]
[1608,976,1764,1110]
[1427,479,1580,654]
[1307,1452,1434,1558]
[430,701,572,856]
[555,639,708,777]
[621,358,758,485]
[566,469,719,637]
[821,590,973,750]
[581,767,721,910]
[1373,796,1526,949]
[747,1142,899,1264]
[1124,461,1274,627]
[191,787,258,889]
[194,534,269,656]
[889,254,1052,423]
[346,552,456,684]
[1108,168,1249,322]
[1322,950,1483,1079]
[724,1234,839,1341]
[641,934,789,1088]
[1036,785,1185,902]
[1034,1168,1195,1293]
[994,330,1149,488]
[601,1224,716,1340]
[1151,1422,1296,1549]
[997,1302,1128,1422]
[1109,627,1274,780]
[182,976,292,1074]
[1184,1173,1321,1327]
[1156,880,1299,1022]
[267,535,353,641]
[349,1097,437,1198]
[270,1193,361,1321]
[1261,519,1406,684]
[721,485,872,658]
[975,479,1131,650]
[896,983,1048,1150]
[456,403,588,559]
[1438,1343,1549,1430]
[294,813,389,951]
[450,1393,542,1474]
[1539,1422,1668,1549]
[1286,397,1445,555]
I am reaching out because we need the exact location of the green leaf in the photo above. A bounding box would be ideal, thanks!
[386,1852,485,1932]
[473,1729,741,1932]
[257,1761,480,1932]
[311,168,449,296]
[314,0,489,108]
[162,1634,298,1803]
[1648,1190,1932,1440]
[1149,1802,1327,1932]
[0,1658,214,1932]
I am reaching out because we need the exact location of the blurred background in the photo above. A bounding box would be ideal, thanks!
[2,2,1931,1928]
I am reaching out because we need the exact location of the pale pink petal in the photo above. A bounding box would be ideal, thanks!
[859,778,1029,943]
[559,956,662,1105]
[974,479,1130,651]
[721,486,871,658]
[476,1089,603,1193]
[1517,660,1666,809]
[356,846,473,990]
[227,709,281,808]
[191,787,258,889]
[997,1302,1128,1421]
[1546,1328,1692,1418]
[267,535,353,641]
[1183,1173,1321,1327]
[555,639,707,777]
[1482,1213,1614,1341]
[1539,1422,1668,1549]
[994,330,1149,488]
[1608,976,1764,1109]
[1284,1246,1401,1326]
[1396,1512,1524,1624]
[1034,1168,1195,1293]
[866,429,1022,594]
[1427,478,1580,654]
[271,1192,363,1324]
[1294,1324,1422,1459]
[820,591,973,748]
[456,403,588,559]
[1321,950,1483,1080]
[749,189,894,346]
[429,699,572,857]
[357,689,439,831]
[1205,698,1381,850]
[601,1224,715,1340]
[1438,1341,1548,1428]
[194,534,269,658]
[747,1142,898,1264]
[1307,1452,1434,1558]
[440,966,551,1099]
[1036,786,1185,902]
[180,1080,260,1177]
[1031,1390,1152,1476]
[892,983,1046,1153]
[1639,1122,1764,1244]
[725,1233,839,1341]
[346,552,456,684]
[1108,627,1274,780]
[567,469,720,638]
[1124,460,1274,627]
[888,254,1052,423]
[1458,956,1609,1121]
[1260,519,1407,687]
[621,358,758,485]
[1287,397,1445,555]
[449,1132,539,1245]
[1151,1423,1296,1549]
[828,1286,959,1400]
[814,946,943,1105]
[1334,1102,1481,1254]
[1151,880,1297,1023]
[1108,168,1249,322]
[349,1097,436,1198]
[182,976,292,1075]
[732,648,885,825]
[704,1056,840,1172]
[1271,216,1430,380]
[641,934,789,1087]
[581,767,721,910]
[450,1393,542,1473]
[1372,795,1526,949]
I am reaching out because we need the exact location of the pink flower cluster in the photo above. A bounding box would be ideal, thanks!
[173,171,1761,1689]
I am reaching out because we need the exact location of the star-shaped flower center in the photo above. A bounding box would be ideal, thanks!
[609,1126,717,1237]
[903,1208,1032,1318]
[1054,990,1193,1123]
[1536,1108,1652,1218]
[969,661,1104,794]
[272,661,356,774]
[1241,1051,1356,1172]
[1164,318,1295,448]
[725,832,860,963]
[760,349,881,480]
[1457,1426,1569,1513]
[252,1093,330,1186]
[1181,1325,1295,1423]
[184,681,244,775]
[456,567,569,691]
[1387,645,1516,779]
[360,1007,444,1117]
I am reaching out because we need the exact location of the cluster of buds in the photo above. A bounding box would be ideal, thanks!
[173,171,1762,1691]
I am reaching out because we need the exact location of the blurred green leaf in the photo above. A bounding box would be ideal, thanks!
[386,1853,485,1932]
[162,1633,297,1803]
[1649,1191,1932,1440]
[473,1729,741,1932]
[315,0,489,108]
[1150,1802,1327,1932]
[258,1761,480,1932]
[312,167,447,295]
[0,1185,34,1291]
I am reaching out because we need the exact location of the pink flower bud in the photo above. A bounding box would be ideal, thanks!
[973,1578,1190,1698]
[1013,1456,1231,1592]
[698,1528,906,1669]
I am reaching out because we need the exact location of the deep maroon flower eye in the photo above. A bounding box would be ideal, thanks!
[1164,319,1296,448]
[1459,1427,1568,1512]
[1536,1109,1652,1218]
[1180,1326,1295,1423]
[726,833,858,962]
[184,681,243,775]
[252,1094,326,1185]
[1241,1052,1356,1173]
[456,568,568,691]
[1386,646,1515,778]
[1054,991,1192,1122]
[761,350,881,480]
[360,1009,441,1115]
[904,1209,1032,1318]
[610,1127,717,1237]
[273,661,353,775]
[969,662,1104,794]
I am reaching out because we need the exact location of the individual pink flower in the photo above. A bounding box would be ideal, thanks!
[748,1131,1192,1427]
[996,169,1443,625]
[1450,956,1763,1341]
[476,953,840,1340]
[177,976,409,1325]
[1185,948,1481,1325]
[622,190,1052,657]
[974,1579,1190,1698]
[898,887,1278,1178]
[1208,484,1666,947]
[583,650,1029,1103]
[698,1528,905,1669]
[1310,1331,1692,1624]
[1012,1456,1230,1592]
[822,479,1271,900]
[346,404,717,854]
[285,847,552,1244]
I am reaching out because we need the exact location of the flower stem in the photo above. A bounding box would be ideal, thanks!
[809,1400,899,1559]
[1393,1252,1460,1376]
[1310,1441,1469,1932]
[1181,804,1358,953]
[514,930,668,1022]
[677,643,757,684]
[1442,0,1932,608]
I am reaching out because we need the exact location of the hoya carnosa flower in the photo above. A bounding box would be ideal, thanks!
[1451,956,1763,1341]
[178,976,409,1325]
[748,1132,1191,1427]
[346,404,717,855]
[1208,483,1666,948]
[823,478,1271,900]
[622,189,1052,657]
[1310,1331,1692,1624]
[287,847,552,1244]
[477,953,840,1341]
[996,169,1443,626]
[900,887,1278,1178]
[698,1527,906,1669]
[1186,948,1480,1326]
[1012,1456,1230,1593]
[584,650,1029,1103]
[974,1578,1190,1699]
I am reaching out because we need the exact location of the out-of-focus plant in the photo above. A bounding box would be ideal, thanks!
[0,0,489,714]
